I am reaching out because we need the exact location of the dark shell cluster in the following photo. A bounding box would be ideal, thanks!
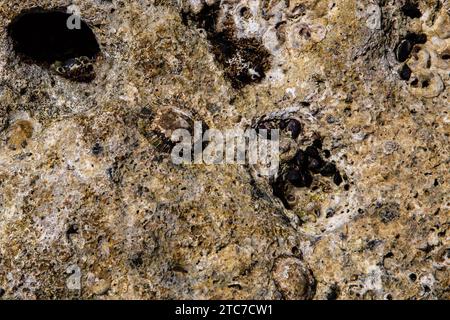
[254,117,302,140]
[396,33,427,63]
[401,1,422,19]
[394,0,426,84]
[271,138,345,210]
[395,32,427,82]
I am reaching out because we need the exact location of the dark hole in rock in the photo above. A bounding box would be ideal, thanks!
[418,243,435,254]
[92,143,104,155]
[405,32,427,45]
[8,8,100,81]
[66,224,79,239]
[401,1,422,19]
[326,208,335,218]
[312,138,323,150]
[396,40,413,62]
[228,283,243,290]
[183,3,272,89]
[299,25,312,39]
[8,8,100,63]
[421,79,430,88]
[441,54,450,60]
[333,171,343,186]
[395,33,427,63]
[320,162,337,177]
[286,194,296,202]
[271,142,346,210]
[412,46,421,55]
[240,7,251,19]
[326,284,340,300]
[130,253,144,268]
[399,64,412,81]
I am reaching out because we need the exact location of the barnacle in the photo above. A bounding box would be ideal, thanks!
[50,56,96,82]
[400,7,450,98]
[286,20,327,49]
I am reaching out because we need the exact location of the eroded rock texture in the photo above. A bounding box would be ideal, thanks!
[0,0,448,299]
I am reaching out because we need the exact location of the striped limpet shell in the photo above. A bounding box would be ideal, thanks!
[138,106,208,154]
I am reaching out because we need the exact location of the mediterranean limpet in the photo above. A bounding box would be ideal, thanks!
[272,256,316,300]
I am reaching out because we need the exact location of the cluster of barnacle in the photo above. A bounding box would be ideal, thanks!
[253,116,345,210]
[181,0,330,87]
[219,0,328,49]
[181,0,272,88]
[396,6,449,98]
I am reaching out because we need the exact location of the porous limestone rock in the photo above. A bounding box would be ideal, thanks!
[0,0,448,299]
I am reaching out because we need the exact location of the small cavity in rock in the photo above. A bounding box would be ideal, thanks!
[8,8,100,82]
[269,137,347,209]
[401,2,422,19]
[399,64,412,81]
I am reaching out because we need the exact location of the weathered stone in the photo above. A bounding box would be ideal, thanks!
[0,0,448,300]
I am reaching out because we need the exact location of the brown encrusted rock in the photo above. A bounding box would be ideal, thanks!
[6,119,33,150]
[272,256,316,300]
[0,0,448,300]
